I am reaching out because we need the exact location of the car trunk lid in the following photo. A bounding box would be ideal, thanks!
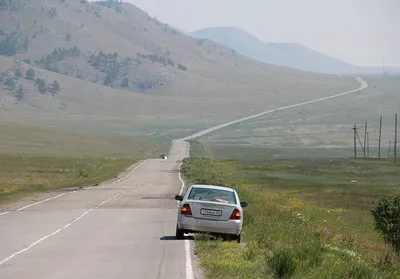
[187,200,237,221]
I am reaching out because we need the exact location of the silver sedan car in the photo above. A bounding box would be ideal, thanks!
[174,184,248,243]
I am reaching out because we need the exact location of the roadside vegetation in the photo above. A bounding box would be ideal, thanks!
[182,144,400,278]
[0,156,135,205]
[0,122,168,205]
[0,122,168,157]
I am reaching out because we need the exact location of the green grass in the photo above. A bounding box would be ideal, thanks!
[182,145,400,279]
[0,155,136,204]
[0,121,169,157]
[0,122,168,205]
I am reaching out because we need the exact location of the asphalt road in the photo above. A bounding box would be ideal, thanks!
[0,140,193,279]
[0,77,369,279]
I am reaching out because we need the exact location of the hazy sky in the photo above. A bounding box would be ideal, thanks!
[126,0,399,67]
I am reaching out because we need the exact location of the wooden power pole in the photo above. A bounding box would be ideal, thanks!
[378,116,383,158]
[353,124,357,158]
[363,122,367,157]
[395,113,398,163]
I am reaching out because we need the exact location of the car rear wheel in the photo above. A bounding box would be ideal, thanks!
[236,233,241,243]
[175,224,184,239]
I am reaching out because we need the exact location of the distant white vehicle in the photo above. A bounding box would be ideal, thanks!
[174,184,248,243]
[159,154,168,159]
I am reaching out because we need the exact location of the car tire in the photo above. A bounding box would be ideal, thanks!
[236,233,241,243]
[175,224,184,239]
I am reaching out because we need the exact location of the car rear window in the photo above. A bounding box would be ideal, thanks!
[187,187,236,204]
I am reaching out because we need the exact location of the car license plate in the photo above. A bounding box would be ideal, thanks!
[200,208,222,216]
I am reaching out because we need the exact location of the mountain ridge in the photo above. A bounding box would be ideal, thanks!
[191,26,400,75]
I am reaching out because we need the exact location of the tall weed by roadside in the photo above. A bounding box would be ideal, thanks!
[267,249,297,278]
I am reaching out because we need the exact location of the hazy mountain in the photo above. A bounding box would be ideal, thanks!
[191,27,400,75]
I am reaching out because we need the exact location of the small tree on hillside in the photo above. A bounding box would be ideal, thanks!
[14,68,23,78]
[121,77,129,88]
[371,193,400,252]
[25,68,35,80]
[178,64,187,71]
[6,77,16,91]
[35,78,46,93]
[52,80,60,93]
[15,85,25,101]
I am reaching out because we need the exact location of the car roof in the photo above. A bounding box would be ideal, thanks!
[190,184,235,192]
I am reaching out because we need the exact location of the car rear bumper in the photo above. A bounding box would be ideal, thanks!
[177,214,242,235]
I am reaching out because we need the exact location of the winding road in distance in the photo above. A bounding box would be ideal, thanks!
[0,77,368,279]
[181,76,368,141]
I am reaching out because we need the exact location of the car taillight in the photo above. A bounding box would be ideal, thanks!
[180,204,192,215]
[230,208,241,220]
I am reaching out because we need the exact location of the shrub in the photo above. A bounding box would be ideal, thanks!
[35,78,46,93]
[15,85,24,101]
[371,193,400,252]
[347,263,376,279]
[267,249,297,278]
[14,68,23,78]
[5,77,16,91]
[78,169,88,178]
[25,68,35,80]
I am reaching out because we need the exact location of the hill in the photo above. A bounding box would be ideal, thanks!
[191,27,400,75]
[0,0,360,140]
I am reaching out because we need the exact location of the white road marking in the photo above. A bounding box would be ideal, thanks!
[96,190,127,208]
[0,209,92,266]
[125,160,147,179]
[176,142,193,279]
[0,162,146,266]
[2,160,148,216]
[178,161,185,197]
[0,187,133,267]
[181,76,368,141]
[16,193,74,212]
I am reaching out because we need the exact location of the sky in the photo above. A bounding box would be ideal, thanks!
[126,0,399,67]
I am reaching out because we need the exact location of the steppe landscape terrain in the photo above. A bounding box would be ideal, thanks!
[1,1,399,279]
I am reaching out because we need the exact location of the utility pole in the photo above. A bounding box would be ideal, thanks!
[356,129,364,156]
[395,113,398,163]
[363,122,367,157]
[388,140,392,158]
[352,124,357,158]
[367,132,370,158]
[378,116,382,158]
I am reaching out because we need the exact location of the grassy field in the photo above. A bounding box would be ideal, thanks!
[0,121,168,157]
[195,76,400,159]
[182,144,400,279]
[0,121,168,204]
[0,155,135,205]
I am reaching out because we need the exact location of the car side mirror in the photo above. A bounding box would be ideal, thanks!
[175,195,183,201]
[240,201,248,208]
